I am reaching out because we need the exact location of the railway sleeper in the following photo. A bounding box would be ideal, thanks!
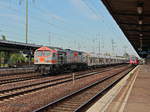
[49,110,72,112]
[77,97,92,101]
[72,96,92,100]
[50,107,75,111]
[59,101,81,105]
[65,97,85,101]
[64,100,82,104]
[69,95,93,101]
[52,105,78,108]
[61,103,80,106]
[81,91,97,96]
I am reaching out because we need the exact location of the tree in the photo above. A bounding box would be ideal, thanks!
[0,51,5,65]
[8,53,26,66]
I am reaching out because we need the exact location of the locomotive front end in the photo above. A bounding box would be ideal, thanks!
[34,47,57,74]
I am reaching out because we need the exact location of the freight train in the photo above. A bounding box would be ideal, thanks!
[34,46,127,74]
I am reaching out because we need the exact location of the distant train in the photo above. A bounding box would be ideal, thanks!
[129,56,139,65]
[34,46,127,74]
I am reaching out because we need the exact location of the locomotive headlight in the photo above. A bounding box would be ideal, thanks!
[34,59,38,63]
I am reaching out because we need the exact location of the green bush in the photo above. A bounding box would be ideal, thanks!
[8,53,26,65]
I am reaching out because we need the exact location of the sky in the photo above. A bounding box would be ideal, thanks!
[0,0,139,57]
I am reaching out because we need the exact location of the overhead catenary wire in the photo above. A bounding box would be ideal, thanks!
[2,1,86,42]
[1,0,137,55]
[0,2,80,47]
[82,0,132,56]
[2,0,102,51]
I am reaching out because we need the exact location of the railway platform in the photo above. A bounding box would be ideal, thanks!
[86,64,150,112]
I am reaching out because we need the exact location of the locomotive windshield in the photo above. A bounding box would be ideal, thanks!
[43,51,51,56]
[131,57,137,60]
[35,50,51,56]
[35,51,43,56]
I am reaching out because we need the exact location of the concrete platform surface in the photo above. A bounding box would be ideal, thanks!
[106,65,150,112]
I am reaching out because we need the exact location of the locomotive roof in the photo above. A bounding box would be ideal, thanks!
[65,49,84,53]
[37,46,85,54]
[37,46,57,52]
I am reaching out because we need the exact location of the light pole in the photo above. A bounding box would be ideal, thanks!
[111,39,115,56]
[25,0,28,44]
[20,0,35,43]
[49,32,51,46]
[0,30,1,39]
[97,33,101,57]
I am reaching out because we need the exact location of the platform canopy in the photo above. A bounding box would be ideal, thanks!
[102,0,150,58]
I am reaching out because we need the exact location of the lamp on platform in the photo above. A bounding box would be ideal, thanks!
[139,33,143,37]
[137,2,144,14]
[138,20,143,25]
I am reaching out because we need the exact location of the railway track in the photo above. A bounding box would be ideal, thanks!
[0,67,35,76]
[0,64,126,85]
[32,66,134,112]
[0,65,129,102]
[0,73,44,85]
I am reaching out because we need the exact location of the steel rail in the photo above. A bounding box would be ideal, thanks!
[0,64,126,85]
[0,74,44,85]
[0,67,35,76]
[74,67,134,112]
[32,66,134,112]
[0,65,129,101]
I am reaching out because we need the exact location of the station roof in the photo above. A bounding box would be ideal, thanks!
[0,39,42,51]
[102,0,150,58]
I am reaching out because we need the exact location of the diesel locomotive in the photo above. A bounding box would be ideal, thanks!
[34,46,127,74]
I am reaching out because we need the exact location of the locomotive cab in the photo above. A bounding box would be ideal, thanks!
[34,47,57,65]
[130,56,139,65]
